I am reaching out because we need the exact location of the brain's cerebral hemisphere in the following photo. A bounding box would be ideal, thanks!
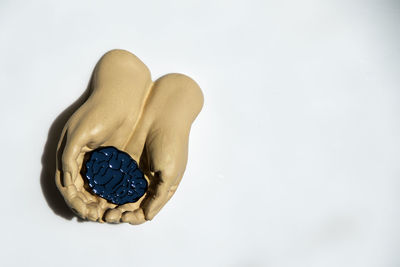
[84,147,148,205]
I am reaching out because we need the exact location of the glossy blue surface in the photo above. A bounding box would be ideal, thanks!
[84,147,147,205]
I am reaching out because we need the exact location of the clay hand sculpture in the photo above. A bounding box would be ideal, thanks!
[55,49,204,224]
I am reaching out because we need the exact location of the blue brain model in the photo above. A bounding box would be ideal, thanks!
[84,146,148,205]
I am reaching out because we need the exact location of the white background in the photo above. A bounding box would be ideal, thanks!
[0,0,399,266]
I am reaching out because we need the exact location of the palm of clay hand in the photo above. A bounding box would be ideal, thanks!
[55,50,203,224]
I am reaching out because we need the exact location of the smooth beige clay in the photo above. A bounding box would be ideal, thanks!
[55,49,204,224]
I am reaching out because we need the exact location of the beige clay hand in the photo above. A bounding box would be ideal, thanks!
[104,73,204,224]
[55,49,203,224]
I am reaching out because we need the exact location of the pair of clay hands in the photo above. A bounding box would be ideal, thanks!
[55,50,203,224]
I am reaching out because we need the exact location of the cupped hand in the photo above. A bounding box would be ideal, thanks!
[55,49,203,224]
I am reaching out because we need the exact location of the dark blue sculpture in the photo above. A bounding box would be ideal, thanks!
[84,146,148,205]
